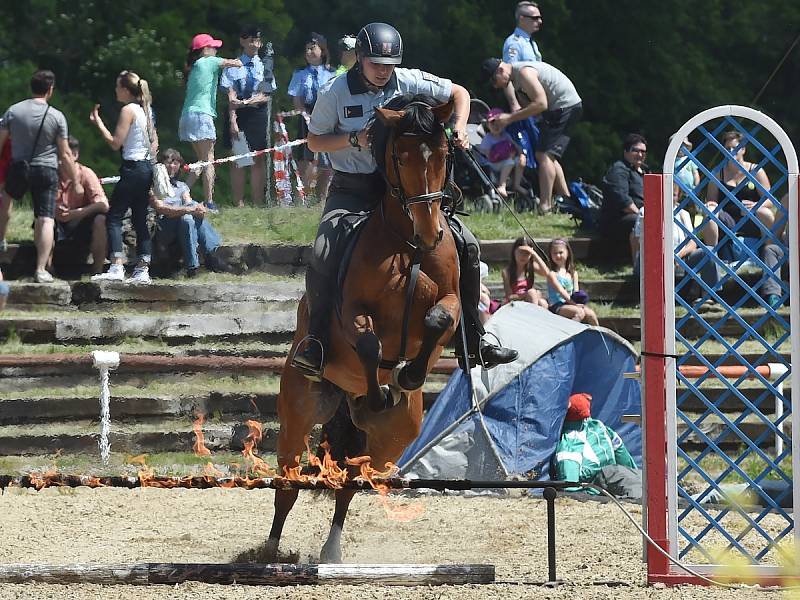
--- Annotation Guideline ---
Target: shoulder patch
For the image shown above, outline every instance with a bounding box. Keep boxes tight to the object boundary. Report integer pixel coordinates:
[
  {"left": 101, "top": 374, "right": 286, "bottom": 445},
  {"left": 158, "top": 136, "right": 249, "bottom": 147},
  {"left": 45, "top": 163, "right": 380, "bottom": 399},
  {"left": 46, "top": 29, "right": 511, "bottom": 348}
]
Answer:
[
  {"left": 508, "top": 47, "right": 518, "bottom": 59},
  {"left": 421, "top": 72, "right": 440, "bottom": 83}
]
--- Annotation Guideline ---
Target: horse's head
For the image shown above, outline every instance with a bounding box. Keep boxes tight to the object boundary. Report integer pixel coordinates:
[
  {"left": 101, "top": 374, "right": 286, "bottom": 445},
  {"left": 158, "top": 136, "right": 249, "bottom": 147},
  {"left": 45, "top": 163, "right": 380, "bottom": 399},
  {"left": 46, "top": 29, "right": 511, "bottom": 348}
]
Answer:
[{"left": 372, "top": 96, "right": 455, "bottom": 251}]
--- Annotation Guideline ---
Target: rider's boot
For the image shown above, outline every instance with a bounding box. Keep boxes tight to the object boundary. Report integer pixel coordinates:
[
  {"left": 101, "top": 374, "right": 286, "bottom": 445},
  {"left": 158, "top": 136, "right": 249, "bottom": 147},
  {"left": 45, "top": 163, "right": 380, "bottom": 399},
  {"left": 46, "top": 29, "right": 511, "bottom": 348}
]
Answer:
[{"left": 290, "top": 268, "right": 333, "bottom": 381}]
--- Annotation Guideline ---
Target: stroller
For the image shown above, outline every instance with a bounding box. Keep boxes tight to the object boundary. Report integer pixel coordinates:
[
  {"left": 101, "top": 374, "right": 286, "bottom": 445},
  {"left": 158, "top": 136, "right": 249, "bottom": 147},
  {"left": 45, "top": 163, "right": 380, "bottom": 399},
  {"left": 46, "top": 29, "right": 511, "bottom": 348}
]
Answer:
[{"left": 455, "top": 98, "right": 541, "bottom": 213}]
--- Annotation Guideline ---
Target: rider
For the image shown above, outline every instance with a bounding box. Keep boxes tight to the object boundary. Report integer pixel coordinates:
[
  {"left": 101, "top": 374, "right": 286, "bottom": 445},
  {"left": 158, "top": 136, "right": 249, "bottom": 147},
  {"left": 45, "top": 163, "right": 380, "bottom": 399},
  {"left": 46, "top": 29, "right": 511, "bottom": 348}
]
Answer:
[{"left": 291, "top": 22, "right": 518, "bottom": 381}]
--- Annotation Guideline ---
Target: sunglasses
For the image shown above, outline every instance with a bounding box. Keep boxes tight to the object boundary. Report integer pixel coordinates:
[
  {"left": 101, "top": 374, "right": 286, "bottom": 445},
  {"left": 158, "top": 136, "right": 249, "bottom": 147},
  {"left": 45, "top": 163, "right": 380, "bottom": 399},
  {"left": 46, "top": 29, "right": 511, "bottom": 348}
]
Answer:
[
  {"left": 628, "top": 147, "right": 647, "bottom": 154},
  {"left": 521, "top": 15, "right": 543, "bottom": 21}
]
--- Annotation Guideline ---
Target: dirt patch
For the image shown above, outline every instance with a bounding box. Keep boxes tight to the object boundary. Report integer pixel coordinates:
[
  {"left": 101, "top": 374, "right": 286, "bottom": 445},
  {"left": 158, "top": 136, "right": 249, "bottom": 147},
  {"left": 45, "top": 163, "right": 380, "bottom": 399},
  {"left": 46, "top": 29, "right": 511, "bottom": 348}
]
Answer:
[{"left": 0, "top": 487, "right": 773, "bottom": 599}]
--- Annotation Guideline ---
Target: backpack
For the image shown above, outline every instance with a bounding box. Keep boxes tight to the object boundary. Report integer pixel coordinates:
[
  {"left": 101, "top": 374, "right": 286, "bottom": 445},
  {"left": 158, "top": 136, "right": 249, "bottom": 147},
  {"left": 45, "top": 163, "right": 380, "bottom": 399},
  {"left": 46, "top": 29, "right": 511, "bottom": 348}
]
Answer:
[{"left": 556, "top": 179, "right": 603, "bottom": 230}]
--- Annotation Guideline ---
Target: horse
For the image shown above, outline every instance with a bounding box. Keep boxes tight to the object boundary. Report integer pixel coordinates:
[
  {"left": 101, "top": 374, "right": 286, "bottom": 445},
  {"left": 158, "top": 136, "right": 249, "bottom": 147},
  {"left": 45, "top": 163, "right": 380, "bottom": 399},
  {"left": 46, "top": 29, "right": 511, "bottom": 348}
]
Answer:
[{"left": 264, "top": 95, "right": 462, "bottom": 563}]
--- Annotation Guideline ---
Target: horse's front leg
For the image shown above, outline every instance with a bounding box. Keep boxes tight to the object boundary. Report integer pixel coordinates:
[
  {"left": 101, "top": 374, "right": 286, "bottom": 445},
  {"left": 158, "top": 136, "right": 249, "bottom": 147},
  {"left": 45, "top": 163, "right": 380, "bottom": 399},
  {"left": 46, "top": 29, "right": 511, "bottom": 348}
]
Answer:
[
  {"left": 353, "top": 314, "right": 397, "bottom": 412},
  {"left": 395, "top": 294, "right": 459, "bottom": 391}
]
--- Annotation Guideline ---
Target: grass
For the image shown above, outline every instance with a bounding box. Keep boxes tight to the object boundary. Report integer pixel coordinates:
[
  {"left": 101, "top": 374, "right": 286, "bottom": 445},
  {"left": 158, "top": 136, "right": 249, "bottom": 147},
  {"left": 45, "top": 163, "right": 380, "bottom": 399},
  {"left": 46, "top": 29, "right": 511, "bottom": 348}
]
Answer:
[
  {"left": 679, "top": 452, "right": 792, "bottom": 484},
  {"left": 3, "top": 204, "right": 584, "bottom": 246}
]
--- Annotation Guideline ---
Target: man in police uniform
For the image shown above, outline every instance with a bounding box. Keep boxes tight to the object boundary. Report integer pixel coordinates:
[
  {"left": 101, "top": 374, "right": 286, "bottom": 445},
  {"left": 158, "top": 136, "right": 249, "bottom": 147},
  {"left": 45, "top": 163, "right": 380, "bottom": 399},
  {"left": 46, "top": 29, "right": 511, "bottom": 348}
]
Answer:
[
  {"left": 291, "top": 22, "right": 518, "bottom": 381},
  {"left": 502, "top": 1, "right": 543, "bottom": 112}
]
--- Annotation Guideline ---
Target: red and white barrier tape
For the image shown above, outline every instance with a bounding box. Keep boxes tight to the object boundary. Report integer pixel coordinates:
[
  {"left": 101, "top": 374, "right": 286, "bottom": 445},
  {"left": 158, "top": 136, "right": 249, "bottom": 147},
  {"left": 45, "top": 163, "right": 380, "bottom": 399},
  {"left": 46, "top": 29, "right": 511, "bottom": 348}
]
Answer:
[
  {"left": 273, "top": 115, "right": 305, "bottom": 206},
  {"left": 99, "top": 176, "right": 120, "bottom": 185},
  {"left": 182, "top": 139, "right": 307, "bottom": 172}
]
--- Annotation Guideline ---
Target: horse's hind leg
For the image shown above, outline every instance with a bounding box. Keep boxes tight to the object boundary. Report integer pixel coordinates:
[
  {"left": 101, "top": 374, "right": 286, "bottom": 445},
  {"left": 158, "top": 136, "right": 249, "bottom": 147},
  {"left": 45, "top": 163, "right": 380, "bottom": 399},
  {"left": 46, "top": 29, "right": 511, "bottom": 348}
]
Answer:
[
  {"left": 354, "top": 315, "right": 393, "bottom": 412},
  {"left": 320, "top": 488, "right": 358, "bottom": 563},
  {"left": 395, "top": 300, "right": 456, "bottom": 391}
]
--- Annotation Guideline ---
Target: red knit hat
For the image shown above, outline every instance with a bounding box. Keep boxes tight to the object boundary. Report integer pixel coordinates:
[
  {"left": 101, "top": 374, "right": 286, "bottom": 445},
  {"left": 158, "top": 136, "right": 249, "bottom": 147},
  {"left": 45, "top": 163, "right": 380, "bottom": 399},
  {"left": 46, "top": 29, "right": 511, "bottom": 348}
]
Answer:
[{"left": 566, "top": 393, "right": 592, "bottom": 421}]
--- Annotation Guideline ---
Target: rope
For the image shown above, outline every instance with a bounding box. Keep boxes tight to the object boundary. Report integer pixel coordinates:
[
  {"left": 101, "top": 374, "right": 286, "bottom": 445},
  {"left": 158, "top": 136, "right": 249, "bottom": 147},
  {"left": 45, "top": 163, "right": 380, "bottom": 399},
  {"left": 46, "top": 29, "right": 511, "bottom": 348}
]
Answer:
[
  {"left": 751, "top": 30, "right": 800, "bottom": 105},
  {"left": 182, "top": 139, "right": 307, "bottom": 172}
]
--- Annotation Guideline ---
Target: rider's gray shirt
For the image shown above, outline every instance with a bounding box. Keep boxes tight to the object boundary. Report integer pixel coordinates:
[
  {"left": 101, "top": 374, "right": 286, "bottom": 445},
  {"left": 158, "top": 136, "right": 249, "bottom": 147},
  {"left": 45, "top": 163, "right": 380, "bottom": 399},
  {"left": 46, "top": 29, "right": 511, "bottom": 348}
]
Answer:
[
  {"left": 511, "top": 61, "right": 581, "bottom": 111},
  {"left": 308, "top": 67, "right": 453, "bottom": 174}
]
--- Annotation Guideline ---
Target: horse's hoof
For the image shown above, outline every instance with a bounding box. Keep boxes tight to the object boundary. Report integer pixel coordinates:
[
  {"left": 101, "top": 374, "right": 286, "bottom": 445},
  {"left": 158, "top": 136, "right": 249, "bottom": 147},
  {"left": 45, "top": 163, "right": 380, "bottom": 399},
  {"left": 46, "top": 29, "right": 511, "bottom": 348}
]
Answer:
[
  {"left": 370, "top": 385, "right": 402, "bottom": 412},
  {"left": 319, "top": 543, "right": 342, "bottom": 564}
]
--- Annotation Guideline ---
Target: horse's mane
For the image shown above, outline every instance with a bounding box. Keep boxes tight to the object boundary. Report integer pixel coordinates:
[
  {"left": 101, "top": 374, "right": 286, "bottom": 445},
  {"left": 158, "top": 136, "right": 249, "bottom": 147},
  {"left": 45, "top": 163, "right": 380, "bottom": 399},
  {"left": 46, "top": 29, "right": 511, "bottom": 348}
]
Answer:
[{"left": 369, "top": 94, "right": 443, "bottom": 174}]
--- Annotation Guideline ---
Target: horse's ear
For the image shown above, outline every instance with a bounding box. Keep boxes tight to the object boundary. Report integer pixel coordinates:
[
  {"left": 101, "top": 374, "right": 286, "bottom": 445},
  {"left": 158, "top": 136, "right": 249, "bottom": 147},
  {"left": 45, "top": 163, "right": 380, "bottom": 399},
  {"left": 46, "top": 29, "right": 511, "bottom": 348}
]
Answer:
[
  {"left": 375, "top": 107, "right": 405, "bottom": 127},
  {"left": 432, "top": 99, "right": 455, "bottom": 124}
]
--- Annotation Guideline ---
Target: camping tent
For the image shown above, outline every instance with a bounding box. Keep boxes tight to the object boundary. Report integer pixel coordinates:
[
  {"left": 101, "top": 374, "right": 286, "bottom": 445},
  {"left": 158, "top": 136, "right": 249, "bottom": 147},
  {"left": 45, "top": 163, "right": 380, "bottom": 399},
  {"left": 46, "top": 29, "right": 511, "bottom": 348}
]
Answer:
[{"left": 399, "top": 302, "right": 641, "bottom": 481}]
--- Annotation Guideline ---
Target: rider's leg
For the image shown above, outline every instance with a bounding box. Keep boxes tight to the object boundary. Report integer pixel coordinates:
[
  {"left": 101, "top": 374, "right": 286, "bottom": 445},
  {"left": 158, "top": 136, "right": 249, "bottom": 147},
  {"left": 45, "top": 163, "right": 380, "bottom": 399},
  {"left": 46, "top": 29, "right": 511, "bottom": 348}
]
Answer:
[
  {"left": 450, "top": 218, "right": 519, "bottom": 370},
  {"left": 291, "top": 173, "right": 383, "bottom": 379}
]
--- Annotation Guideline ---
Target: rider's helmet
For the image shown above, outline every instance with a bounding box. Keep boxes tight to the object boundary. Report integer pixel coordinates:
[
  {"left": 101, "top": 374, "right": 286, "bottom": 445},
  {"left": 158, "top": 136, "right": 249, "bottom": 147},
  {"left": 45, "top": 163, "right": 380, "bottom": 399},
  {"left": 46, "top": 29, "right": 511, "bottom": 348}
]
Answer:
[{"left": 355, "top": 22, "right": 403, "bottom": 65}]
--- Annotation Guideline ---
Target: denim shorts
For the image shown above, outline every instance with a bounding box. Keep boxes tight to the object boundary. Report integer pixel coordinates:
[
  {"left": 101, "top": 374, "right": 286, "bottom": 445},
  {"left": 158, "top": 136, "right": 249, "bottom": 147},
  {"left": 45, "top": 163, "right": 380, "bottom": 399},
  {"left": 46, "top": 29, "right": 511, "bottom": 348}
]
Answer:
[{"left": 179, "top": 111, "right": 217, "bottom": 142}]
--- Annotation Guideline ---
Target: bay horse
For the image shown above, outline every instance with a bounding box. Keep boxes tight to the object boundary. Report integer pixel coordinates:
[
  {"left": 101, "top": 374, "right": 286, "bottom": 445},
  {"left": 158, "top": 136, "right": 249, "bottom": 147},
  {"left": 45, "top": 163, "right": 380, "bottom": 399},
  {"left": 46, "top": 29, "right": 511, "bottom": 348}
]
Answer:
[{"left": 265, "top": 95, "right": 461, "bottom": 563}]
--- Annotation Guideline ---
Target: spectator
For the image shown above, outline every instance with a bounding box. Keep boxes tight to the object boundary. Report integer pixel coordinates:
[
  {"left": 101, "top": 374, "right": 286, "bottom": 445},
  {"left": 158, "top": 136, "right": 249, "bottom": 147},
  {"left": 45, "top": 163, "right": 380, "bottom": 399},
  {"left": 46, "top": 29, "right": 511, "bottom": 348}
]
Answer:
[
  {"left": 632, "top": 183, "right": 719, "bottom": 305},
  {"left": 55, "top": 136, "right": 109, "bottom": 275},
  {"left": 502, "top": 1, "right": 544, "bottom": 112},
  {"left": 288, "top": 33, "right": 336, "bottom": 203},
  {"left": 703, "top": 131, "right": 782, "bottom": 309},
  {"left": 0, "top": 268, "right": 8, "bottom": 311},
  {"left": 482, "top": 58, "right": 581, "bottom": 213},
  {"left": 478, "top": 261, "right": 499, "bottom": 325},
  {"left": 600, "top": 133, "right": 648, "bottom": 262},
  {"left": 90, "top": 70, "right": 157, "bottom": 284},
  {"left": 0, "top": 70, "right": 82, "bottom": 283},
  {"left": 476, "top": 108, "right": 527, "bottom": 198},
  {"left": 335, "top": 35, "right": 357, "bottom": 76},
  {"left": 180, "top": 33, "right": 243, "bottom": 212},
  {"left": 546, "top": 238, "right": 599, "bottom": 325},
  {"left": 501, "top": 236, "right": 548, "bottom": 308},
  {"left": 150, "top": 149, "right": 228, "bottom": 278},
  {"left": 221, "top": 25, "right": 276, "bottom": 208},
  {"left": 0, "top": 122, "right": 11, "bottom": 251},
  {"left": 672, "top": 134, "right": 699, "bottom": 193},
  {"left": 554, "top": 393, "right": 638, "bottom": 494}
]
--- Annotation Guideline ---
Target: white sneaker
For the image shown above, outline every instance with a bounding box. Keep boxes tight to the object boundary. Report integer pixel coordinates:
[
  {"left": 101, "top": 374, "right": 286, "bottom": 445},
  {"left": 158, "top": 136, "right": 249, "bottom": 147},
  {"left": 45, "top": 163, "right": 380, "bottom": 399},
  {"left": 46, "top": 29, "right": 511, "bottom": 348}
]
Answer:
[
  {"left": 91, "top": 264, "right": 125, "bottom": 281},
  {"left": 126, "top": 265, "right": 151, "bottom": 284},
  {"left": 34, "top": 269, "right": 54, "bottom": 283}
]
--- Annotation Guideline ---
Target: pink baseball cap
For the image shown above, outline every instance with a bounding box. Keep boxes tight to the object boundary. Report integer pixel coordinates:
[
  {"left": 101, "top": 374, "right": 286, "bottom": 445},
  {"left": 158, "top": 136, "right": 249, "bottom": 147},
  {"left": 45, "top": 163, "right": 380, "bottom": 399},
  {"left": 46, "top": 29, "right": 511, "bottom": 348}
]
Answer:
[
  {"left": 487, "top": 108, "right": 503, "bottom": 120},
  {"left": 191, "top": 33, "right": 223, "bottom": 51}
]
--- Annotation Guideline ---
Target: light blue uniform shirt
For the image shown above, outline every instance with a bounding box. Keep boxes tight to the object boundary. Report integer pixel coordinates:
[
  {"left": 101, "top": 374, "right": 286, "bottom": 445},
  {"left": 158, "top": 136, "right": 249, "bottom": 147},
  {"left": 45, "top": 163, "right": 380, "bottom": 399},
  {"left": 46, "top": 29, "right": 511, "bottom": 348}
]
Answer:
[
  {"left": 220, "top": 53, "right": 277, "bottom": 98},
  {"left": 288, "top": 64, "right": 336, "bottom": 108},
  {"left": 503, "top": 26, "right": 542, "bottom": 63},
  {"left": 308, "top": 67, "right": 453, "bottom": 174}
]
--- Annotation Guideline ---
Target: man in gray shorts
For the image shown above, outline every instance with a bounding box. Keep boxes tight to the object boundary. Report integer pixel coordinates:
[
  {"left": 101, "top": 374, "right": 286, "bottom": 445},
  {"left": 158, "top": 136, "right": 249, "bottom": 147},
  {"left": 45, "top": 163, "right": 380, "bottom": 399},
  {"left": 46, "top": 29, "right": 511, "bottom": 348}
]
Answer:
[
  {"left": 0, "top": 70, "right": 81, "bottom": 282},
  {"left": 290, "top": 22, "right": 518, "bottom": 380},
  {"left": 482, "top": 58, "right": 582, "bottom": 213}
]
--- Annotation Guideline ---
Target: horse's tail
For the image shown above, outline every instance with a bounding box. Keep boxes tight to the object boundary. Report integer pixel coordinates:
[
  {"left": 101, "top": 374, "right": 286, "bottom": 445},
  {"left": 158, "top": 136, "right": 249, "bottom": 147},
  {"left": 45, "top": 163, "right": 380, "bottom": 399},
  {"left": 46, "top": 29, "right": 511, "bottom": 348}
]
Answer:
[{"left": 317, "top": 381, "right": 367, "bottom": 464}]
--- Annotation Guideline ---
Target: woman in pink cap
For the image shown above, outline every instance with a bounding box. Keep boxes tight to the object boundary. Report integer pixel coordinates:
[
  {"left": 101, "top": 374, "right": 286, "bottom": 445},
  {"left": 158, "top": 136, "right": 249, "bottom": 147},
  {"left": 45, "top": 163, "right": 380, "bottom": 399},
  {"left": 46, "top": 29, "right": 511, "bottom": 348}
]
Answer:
[{"left": 180, "top": 34, "right": 242, "bottom": 212}]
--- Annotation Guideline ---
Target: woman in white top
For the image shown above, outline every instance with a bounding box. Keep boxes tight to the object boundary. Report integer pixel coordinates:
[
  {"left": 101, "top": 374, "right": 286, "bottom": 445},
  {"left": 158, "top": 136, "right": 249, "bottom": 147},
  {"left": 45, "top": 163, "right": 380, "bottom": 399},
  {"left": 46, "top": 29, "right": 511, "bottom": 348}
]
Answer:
[{"left": 90, "top": 71, "right": 157, "bottom": 283}]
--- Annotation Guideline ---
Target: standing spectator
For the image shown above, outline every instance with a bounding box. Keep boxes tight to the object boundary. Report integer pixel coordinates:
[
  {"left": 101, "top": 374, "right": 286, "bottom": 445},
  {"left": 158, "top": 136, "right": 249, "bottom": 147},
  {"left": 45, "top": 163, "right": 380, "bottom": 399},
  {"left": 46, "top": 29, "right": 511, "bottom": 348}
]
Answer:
[
  {"left": 90, "top": 70, "right": 157, "bottom": 283},
  {"left": 55, "top": 136, "right": 108, "bottom": 275},
  {"left": 502, "top": 1, "right": 544, "bottom": 112},
  {"left": 0, "top": 122, "right": 11, "bottom": 251},
  {"left": 180, "top": 33, "right": 242, "bottom": 212},
  {"left": 288, "top": 33, "right": 336, "bottom": 203},
  {"left": 482, "top": 58, "right": 581, "bottom": 213},
  {"left": 501, "top": 236, "right": 548, "bottom": 308},
  {"left": 335, "top": 35, "right": 357, "bottom": 76},
  {"left": 0, "top": 70, "right": 82, "bottom": 283},
  {"left": 150, "top": 149, "right": 227, "bottom": 278},
  {"left": 546, "top": 239, "right": 599, "bottom": 325},
  {"left": 600, "top": 134, "right": 648, "bottom": 262},
  {"left": 221, "top": 25, "right": 276, "bottom": 208}
]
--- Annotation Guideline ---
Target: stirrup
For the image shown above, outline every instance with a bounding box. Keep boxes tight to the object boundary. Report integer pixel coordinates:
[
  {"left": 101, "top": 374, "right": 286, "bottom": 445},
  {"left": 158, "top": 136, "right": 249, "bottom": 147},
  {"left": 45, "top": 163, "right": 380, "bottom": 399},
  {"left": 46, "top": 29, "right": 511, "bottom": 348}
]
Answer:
[{"left": 290, "top": 335, "right": 326, "bottom": 381}]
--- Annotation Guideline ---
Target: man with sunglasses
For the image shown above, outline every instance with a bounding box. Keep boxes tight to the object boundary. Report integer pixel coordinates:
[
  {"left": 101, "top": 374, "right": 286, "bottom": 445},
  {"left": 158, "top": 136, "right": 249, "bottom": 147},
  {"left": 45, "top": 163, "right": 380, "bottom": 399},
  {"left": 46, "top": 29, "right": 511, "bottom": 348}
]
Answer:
[
  {"left": 502, "top": 2, "right": 544, "bottom": 113},
  {"left": 600, "top": 134, "right": 649, "bottom": 262}
]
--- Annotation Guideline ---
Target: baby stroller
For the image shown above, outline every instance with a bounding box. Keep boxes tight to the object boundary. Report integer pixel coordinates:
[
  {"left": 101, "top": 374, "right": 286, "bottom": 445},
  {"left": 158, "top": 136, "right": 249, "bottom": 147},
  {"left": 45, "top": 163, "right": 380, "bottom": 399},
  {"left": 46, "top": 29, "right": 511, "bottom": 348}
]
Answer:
[{"left": 456, "top": 98, "right": 540, "bottom": 213}]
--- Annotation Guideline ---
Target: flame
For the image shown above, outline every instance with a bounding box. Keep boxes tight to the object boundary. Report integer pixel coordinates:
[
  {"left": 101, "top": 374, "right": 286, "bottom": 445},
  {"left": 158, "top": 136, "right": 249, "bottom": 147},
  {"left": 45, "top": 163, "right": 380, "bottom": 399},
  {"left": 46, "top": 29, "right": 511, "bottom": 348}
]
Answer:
[
  {"left": 351, "top": 459, "right": 424, "bottom": 522},
  {"left": 192, "top": 413, "right": 212, "bottom": 457},
  {"left": 279, "top": 438, "right": 349, "bottom": 488},
  {"left": 241, "top": 420, "right": 276, "bottom": 477}
]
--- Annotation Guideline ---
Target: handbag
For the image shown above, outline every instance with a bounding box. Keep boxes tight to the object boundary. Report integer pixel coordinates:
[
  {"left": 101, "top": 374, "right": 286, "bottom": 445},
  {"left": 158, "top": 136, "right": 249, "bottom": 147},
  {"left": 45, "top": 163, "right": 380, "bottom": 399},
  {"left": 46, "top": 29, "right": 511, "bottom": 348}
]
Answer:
[
  {"left": 5, "top": 105, "right": 50, "bottom": 200},
  {"left": 140, "top": 107, "right": 174, "bottom": 201}
]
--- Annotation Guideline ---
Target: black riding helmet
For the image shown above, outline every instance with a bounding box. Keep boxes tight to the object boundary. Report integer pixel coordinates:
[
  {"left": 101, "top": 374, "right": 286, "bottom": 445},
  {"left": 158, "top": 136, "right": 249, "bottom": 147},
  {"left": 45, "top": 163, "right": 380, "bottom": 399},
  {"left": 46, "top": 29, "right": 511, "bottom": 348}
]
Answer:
[{"left": 355, "top": 22, "right": 403, "bottom": 65}]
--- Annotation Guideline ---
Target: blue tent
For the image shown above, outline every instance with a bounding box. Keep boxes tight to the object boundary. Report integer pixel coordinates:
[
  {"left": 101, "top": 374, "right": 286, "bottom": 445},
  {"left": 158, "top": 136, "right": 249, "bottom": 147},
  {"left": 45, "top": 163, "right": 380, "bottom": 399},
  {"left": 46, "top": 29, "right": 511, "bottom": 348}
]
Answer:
[{"left": 399, "top": 302, "right": 641, "bottom": 480}]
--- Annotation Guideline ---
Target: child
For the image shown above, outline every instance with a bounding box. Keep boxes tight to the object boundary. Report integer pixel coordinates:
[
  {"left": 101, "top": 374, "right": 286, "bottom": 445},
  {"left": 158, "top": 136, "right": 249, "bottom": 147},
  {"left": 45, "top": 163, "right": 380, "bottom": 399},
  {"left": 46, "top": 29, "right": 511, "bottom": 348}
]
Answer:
[
  {"left": 477, "top": 108, "right": 527, "bottom": 198},
  {"left": 501, "top": 236, "right": 548, "bottom": 308},
  {"left": 547, "top": 238, "right": 599, "bottom": 325}
]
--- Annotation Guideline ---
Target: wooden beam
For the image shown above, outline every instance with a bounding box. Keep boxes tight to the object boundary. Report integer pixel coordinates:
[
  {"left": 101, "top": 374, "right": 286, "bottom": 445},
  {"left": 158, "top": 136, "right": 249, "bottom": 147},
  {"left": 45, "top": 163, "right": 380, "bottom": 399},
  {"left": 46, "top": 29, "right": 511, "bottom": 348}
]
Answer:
[{"left": 0, "top": 563, "right": 495, "bottom": 586}]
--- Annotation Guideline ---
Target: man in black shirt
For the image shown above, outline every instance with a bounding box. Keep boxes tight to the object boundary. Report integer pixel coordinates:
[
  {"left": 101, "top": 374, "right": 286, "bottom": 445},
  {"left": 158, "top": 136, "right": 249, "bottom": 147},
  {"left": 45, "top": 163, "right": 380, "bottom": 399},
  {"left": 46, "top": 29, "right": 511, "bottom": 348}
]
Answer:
[{"left": 601, "top": 134, "right": 648, "bottom": 262}]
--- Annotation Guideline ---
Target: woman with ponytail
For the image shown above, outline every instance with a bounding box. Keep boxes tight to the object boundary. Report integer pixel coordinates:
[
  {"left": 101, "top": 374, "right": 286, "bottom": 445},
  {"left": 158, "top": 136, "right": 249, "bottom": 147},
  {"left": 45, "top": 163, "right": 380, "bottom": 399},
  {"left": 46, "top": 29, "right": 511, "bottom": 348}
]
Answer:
[
  {"left": 89, "top": 70, "right": 158, "bottom": 283},
  {"left": 180, "top": 34, "right": 242, "bottom": 212}
]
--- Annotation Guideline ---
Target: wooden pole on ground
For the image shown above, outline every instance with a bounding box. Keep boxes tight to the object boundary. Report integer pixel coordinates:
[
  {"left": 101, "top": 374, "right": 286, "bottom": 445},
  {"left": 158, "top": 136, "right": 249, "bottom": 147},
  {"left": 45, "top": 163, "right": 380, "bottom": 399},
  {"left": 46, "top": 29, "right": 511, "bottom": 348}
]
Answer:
[{"left": 0, "top": 563, "right": 495, "bottom": 586}]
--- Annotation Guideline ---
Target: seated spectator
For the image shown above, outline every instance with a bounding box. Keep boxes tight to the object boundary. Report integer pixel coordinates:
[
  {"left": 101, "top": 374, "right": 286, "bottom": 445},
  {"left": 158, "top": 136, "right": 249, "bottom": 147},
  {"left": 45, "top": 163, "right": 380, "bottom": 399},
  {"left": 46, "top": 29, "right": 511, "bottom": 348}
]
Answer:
[
  {"left": 554, "top": 393, "right": 639, "bottom": 497},
  {"left": 477, "top": 261, "right": 499, "bottom": 325},
  {"left": 150, "top": 149, "right": 228, "bottom": 277},
  {"left": 546, "top": 239, "right": 598, "bottom": 325},
  {"left": 703, "top": 131, "right": 783, "bottom": 309},
  {"left": 501, "top": 236, "right": 548, "bottom": 308},
  {"left": 476, "top": 108, "right": 527, "bottom": 198},
  {"left": 632, "top": 183, "right": 719, "bottom": 304},
  {"left": 55, "top": 136, "right": 109, "bottom": 275},
  {"left": 671, "top": 134, "right": 699, "bottom": 193},
  {"left": 0, "top": 268, "right": 8, "bottom": 311},
  {"left": 601, "top": 134, "right": 648, "bottom": 262}
]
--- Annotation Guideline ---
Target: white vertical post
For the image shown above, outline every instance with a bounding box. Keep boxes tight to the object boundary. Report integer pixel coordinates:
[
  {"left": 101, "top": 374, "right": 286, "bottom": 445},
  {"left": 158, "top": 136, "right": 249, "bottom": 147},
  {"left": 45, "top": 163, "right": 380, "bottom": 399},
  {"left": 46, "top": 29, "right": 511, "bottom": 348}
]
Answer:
[{"left": 91, "top": 351, "right": 120, "bottom": 465}]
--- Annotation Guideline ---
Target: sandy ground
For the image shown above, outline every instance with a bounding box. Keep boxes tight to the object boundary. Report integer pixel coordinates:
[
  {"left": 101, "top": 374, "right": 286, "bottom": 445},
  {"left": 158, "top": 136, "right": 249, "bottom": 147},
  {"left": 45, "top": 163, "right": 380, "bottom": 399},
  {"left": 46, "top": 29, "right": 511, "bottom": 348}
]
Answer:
[{"left": 0, "top": 486, "right": 787, "bottom": 599}]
